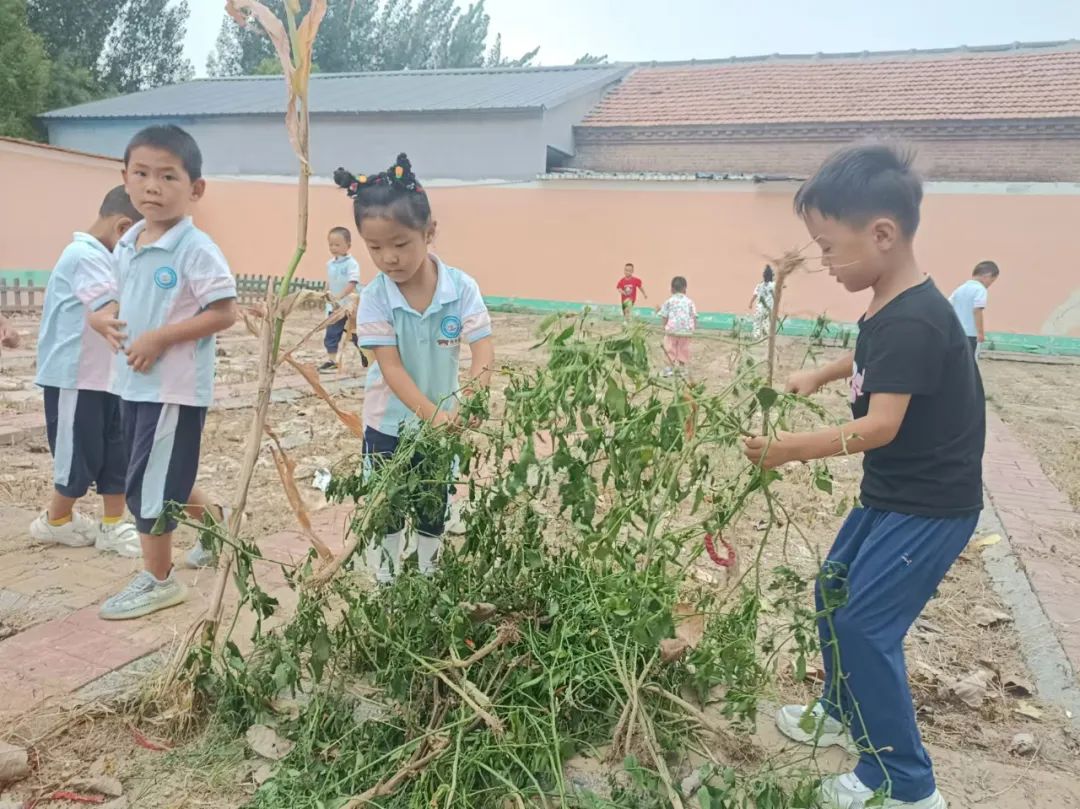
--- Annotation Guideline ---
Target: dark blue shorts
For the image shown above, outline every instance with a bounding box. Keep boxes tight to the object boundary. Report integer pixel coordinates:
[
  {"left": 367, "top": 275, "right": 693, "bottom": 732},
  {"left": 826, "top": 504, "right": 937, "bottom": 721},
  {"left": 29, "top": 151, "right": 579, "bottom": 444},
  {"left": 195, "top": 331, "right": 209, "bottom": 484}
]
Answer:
[
  {"left": 363, "top": 427, "right": 450, "bottom": 537},
  {"left": 43, "top": 387, "right": 126, "bottom": 499},
  {"left": 324, "top": 318, "right": 359, "bottom": 354},
  {"left": 122, "top": 400, "right": 206, "bottom": 535}
]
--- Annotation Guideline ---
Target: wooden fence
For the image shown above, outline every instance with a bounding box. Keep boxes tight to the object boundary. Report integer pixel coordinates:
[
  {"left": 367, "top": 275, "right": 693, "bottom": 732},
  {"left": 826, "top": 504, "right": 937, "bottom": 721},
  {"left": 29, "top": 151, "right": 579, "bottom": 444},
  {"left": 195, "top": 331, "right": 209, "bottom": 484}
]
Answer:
[
  {"left": 236, "top": 274, "right": 326, "bottom": 306},
  {"left": 0, "top": 274, "right": 326, "bottom": 314},
  {"left": 0, "top": 279, "right": 46, "bottom": 314}
]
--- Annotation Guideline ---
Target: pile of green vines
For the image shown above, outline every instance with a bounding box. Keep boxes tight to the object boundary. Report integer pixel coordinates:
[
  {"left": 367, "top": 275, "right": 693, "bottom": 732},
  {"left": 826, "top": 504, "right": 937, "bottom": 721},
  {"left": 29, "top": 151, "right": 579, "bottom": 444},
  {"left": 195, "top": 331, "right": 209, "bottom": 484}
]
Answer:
[{"left": 193, "top": 315, "right": 833, "bottom": 809}]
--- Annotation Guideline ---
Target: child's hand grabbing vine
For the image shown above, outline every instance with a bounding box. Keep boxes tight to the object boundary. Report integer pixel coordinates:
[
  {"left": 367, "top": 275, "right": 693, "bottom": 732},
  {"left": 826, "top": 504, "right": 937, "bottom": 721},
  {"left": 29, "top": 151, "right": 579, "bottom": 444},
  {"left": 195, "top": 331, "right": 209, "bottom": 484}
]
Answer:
[
  {"left": 431, "top": 410, "right": 459, "bottom": 429},
  {"left": 743, "top": 431, "right": 796, "bottom": 469},
  {"left": 785, "top": 369, "right": 823, "bottom": 396}
]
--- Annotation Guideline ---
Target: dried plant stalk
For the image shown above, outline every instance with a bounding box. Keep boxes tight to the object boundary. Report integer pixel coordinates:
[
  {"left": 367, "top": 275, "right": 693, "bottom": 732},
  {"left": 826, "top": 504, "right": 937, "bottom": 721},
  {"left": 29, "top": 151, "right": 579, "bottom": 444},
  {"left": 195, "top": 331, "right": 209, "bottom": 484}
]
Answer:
[
  {"left": 158, "top": 0, "right": 328, "bottom": 696},
  {"left": 765, "top": 247, "right": 807, "bottom": 389}
]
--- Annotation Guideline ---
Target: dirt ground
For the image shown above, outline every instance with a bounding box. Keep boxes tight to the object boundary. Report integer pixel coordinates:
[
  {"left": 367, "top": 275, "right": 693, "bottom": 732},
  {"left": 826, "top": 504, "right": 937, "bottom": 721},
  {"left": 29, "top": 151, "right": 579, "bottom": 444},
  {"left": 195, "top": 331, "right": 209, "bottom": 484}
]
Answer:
[
  {"left": 2, "top": 310, "right": 1079, "bottom": 808},
  {"left": 982, "top": 356, "right": 1080, "bottom": 512}
]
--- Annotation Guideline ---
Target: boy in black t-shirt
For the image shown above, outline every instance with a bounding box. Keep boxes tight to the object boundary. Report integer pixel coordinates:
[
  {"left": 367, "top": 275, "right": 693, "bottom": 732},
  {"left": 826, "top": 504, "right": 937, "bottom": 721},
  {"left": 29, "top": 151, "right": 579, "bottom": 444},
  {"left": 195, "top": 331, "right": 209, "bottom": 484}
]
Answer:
[{"left": 744, "top": 145, "right": 983, "bottom": 809}]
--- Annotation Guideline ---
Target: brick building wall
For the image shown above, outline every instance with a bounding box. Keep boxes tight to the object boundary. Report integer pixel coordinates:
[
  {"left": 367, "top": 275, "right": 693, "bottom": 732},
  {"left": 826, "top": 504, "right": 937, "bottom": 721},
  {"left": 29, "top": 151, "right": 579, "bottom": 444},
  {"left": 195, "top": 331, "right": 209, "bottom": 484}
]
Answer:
[{"left": 572, "top": 121, "right": 1080, "bottom": 181}]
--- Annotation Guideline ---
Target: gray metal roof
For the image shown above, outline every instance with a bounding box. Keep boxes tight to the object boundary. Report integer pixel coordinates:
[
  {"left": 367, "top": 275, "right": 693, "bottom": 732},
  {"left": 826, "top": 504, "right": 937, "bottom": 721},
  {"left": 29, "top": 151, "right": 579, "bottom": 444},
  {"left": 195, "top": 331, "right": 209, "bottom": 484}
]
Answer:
[{"left": 41, "top": 64, "right": 630, "bottom": 120}]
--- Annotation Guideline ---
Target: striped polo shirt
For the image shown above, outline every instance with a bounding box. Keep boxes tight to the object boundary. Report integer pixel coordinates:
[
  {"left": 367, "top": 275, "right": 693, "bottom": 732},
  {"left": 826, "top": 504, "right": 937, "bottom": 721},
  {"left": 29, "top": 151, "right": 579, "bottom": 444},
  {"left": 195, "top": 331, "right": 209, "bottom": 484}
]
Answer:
[
  {"left": 111, "top": 218, "right": 236, "bottom": 407},
  {"left": 357, "top": 257, "right": 492, "bottom": 436},
  {"left": 35, "top": 233, "right": 118, "bottom": 392}
]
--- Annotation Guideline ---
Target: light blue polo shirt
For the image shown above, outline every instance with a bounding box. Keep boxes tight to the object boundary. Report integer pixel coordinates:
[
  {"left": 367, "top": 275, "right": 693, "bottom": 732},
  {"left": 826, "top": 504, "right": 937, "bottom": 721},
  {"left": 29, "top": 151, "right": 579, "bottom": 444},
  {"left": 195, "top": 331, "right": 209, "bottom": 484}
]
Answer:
[
  {"left": 356, "top": 257, "right": 492, "bottom": 437},
  {"left": 327, "top": 255, "right": 361, "bottom": 297},
  {"left": 35, "top": 233, "right": 117, "bottom": 392},
  {"left": 111, "top": 218, "right": 236, "bottom": 408},
  {"left": 326, "top": 255, "right": 361, "bottom": 315},
  {"left": 948, "top": 279, "right": 988, "bottom": 338}
]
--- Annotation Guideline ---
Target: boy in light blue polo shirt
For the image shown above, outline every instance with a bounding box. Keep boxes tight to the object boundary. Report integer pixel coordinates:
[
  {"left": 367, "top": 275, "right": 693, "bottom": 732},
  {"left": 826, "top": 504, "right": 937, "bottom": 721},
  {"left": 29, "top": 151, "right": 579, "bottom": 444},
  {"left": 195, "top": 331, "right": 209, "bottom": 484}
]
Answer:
[
  {"left": 90, "top": 125, "right": 237, "bottom": 620},
  {"left": 30, "top": 186, "right": 143, "bottom": 558},
  {"left": 334, "top": 154, "right": 494, "bottom": 583},
  {"left": 320, "top": 225, "right": 367, "bottom": 372}
]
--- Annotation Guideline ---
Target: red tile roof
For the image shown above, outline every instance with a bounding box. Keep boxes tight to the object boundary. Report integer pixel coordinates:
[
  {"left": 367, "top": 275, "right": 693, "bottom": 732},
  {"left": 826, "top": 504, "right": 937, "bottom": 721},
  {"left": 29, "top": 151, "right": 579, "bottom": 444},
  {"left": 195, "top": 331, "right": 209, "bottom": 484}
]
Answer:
[{"left": 582, "top": 46, "right": 1080, "bottom": 127}]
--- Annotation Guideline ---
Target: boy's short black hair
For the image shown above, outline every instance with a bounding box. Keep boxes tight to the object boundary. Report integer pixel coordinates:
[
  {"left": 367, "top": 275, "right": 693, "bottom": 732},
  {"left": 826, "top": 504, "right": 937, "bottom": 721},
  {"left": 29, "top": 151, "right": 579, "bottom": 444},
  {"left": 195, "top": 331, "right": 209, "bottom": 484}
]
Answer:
[
  {"left": 124, "top": 125, "right": 203, "bottom": 181},
  {"left": 671, "top": 275, "right": 687, "bottom": 293},
  {"left": 99, "top": 185, "right": 142, "bottom": 222},
  {"left": 973, "top": 260, "right": 1000, "bottom": 278},
  {"left": 329, "top": 226, "right": 352, "bottom": 245},
  {"left": 794, "top": 143, "right": 923, "bottom": 237},
  {"left": 762, "top": 264, "right": 775, "bottom": 283},
  {"left": 625, "top": 262, "right": 634, "bottom": 268}
]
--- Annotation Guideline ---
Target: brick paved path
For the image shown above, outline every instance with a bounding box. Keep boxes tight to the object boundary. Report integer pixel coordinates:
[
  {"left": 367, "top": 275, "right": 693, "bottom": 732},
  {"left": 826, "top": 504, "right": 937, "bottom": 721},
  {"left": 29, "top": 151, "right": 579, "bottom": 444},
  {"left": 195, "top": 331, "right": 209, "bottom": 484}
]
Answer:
[
  {"left": 983, "top": 410, "right": 1080, "bottom": 680},
  {"left": 0, "top": 504, "right": 354, "bottom": 727}
]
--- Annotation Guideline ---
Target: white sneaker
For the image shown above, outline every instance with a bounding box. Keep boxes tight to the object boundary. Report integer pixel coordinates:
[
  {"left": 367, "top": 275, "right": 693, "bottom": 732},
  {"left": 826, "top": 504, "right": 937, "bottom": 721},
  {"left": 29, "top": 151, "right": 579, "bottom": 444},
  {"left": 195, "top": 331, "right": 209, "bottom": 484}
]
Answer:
[
  {"left": 99, "top": 569, "right": 188, "bottom": 620},
  {"left": 30, "top": 511, "right": 96, "bottom": 547},
  {"left": 776, "top": 703, "right": 859, "bottom": 754},
  {"left": 819, "top": 773, "right": 947, "bottom": 809},
  {"left": 182, "top": 505, "right": 234, "bottom": 569},
  {"left": 184, "top": 542, "right": 217, "bottom": 569},
  {"left": 445, "top": 500, "right": 466, "bottom": 535},
  {"left": 95, "top": 521, "right": 141, "bottom": 558}
]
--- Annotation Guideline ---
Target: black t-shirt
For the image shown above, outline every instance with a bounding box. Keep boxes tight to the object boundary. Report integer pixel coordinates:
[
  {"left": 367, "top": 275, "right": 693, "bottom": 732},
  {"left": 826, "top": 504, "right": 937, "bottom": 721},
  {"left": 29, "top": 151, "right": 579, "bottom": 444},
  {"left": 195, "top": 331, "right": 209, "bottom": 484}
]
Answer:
[{"left": 851, "top": 278, "right": 985, "bottom": 517}]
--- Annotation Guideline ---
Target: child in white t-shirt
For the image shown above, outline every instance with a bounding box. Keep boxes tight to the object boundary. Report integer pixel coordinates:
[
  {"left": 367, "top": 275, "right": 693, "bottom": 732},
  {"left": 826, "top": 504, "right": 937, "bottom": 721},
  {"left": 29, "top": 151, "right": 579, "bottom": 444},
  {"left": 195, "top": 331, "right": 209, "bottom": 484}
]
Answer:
[{"left": 658, "top": 275, "right": 697, "bottom": 377}]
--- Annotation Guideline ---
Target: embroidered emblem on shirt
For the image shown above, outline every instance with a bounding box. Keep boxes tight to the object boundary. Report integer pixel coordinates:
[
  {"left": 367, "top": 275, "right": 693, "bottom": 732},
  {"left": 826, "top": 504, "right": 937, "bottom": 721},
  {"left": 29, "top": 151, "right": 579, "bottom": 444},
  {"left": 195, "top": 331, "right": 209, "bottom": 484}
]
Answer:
[
  {"left": 154, "top": 266, "right": 178, "bottom": 290},
  {"left": 440, "top": 315, "right": 462, "bottom": 340}
]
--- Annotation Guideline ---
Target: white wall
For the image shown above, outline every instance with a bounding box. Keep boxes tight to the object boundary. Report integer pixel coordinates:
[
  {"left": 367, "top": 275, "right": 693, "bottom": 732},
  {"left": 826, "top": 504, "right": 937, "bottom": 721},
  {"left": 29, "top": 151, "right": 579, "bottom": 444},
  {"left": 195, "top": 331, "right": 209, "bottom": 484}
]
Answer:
[{"left": 45, "top": 110, "right": 549, "bottom": 181}]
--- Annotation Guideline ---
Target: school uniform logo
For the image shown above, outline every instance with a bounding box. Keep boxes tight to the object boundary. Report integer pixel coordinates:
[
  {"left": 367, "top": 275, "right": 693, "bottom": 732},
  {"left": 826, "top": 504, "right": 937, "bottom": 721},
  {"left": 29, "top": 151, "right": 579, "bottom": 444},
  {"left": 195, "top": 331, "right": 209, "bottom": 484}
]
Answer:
[
  {"left": 438, "top": 315, "right": 462, "bottom": 347},
  {"left": 154, "top": 266, "right": 178, "bottom": 290}
]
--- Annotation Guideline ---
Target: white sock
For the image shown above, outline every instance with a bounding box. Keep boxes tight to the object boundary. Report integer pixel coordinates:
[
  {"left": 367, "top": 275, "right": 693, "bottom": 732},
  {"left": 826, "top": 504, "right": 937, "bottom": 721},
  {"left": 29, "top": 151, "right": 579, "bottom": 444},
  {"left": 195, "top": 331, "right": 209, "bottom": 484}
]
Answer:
[
  {"left": 367, "top": 531, "right": 403, "bottom": 583},
  {"left": 416, "top": 533, "right": 443, "bottom": 576}
]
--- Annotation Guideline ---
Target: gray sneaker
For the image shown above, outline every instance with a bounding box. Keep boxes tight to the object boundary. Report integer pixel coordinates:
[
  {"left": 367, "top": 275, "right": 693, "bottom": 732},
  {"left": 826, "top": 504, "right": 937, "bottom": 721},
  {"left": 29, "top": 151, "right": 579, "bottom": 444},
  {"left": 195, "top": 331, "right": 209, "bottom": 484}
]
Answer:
[
  {"left": 182, "top": 505, "right": 234, "bottom": 569},
  {"left": 776, "top": 703, "right": 859, "bottom": 754},
  {"left": 184, "top": 541, "right": 217, "bottom": 569},
  {"left": 99, "top": 570, "right": 188, "bottom": 620}
]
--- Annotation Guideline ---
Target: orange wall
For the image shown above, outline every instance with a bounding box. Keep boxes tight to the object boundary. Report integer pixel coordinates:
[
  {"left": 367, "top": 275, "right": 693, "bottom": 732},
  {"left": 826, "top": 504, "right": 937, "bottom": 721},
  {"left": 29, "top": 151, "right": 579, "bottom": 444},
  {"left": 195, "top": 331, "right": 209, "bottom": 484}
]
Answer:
[{"left": 3, "top": 139, "right": 1077, "bottom": 336}]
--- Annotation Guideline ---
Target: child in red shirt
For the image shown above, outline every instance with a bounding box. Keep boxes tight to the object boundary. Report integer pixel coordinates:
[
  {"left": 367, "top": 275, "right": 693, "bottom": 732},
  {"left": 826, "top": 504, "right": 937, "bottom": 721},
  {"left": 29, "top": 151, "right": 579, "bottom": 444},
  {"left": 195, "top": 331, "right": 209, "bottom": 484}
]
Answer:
[{"left": 616, "top": 262, "right": 647, "bottom": 319}]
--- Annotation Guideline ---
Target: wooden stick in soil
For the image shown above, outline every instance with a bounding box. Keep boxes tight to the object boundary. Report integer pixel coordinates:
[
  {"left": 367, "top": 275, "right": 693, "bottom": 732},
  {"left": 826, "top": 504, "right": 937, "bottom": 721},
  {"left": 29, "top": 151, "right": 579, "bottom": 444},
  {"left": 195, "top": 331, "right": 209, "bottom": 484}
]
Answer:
[{"left": 159, "top": 288, "right": 278, "bottom": 690}]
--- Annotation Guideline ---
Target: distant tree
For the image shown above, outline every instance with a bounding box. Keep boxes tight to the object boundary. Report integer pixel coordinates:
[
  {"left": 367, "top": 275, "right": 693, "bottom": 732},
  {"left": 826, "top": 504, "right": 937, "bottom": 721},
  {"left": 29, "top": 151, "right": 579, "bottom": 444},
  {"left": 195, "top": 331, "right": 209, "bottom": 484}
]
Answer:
[
  {"left": 44, "top": 56, "right": 102, "bottom": 109},
  {"left": 444, "top": 1, "right": 489, "bottom": 67},
  {"left": 207, "top": 0, "right": 538, "bottom": 75},
  {"left": 206, "top": 3, "right": 278, "bottom": 77},
  {"left": 311, "top": 0, "right": 378, "bottom": 72},
  {"left": 0, "top": 0, "right": 50, "bottom": 138},
  {"left": 102, "top": 0, "right": 194, "bottom": 93},
  {"left": 486, "top": 33, "right": 539, "bottom": 67},
  {"left": 25, "top": 0, "right": 125, "bottom": 69},
  {"left": 574, "top": 52, "right": 608, "bottom": 65}
]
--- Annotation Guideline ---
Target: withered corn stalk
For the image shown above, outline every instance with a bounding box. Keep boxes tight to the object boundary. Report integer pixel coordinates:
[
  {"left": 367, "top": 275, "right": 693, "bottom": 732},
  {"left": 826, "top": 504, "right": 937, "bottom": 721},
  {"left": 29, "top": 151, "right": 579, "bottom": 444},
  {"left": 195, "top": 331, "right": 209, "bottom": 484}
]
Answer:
[{"left": 160, "top": 0, "right": 328, "bottom": 691}]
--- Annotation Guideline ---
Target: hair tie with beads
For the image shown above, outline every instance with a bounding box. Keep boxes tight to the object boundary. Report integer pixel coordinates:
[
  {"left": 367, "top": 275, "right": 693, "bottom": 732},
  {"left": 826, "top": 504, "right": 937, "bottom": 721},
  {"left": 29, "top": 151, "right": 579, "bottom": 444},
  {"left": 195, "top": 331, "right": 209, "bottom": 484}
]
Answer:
[{"left": 333, "top": 153, "right": 423, "bottom": 198}]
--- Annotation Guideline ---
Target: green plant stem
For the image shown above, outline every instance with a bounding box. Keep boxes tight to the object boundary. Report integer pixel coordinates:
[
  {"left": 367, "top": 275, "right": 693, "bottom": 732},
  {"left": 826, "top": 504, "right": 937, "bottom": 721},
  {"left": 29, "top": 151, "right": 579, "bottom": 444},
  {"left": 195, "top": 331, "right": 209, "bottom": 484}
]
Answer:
[{"left": 273, "top": 244, "right": 307, "bottom": 357}]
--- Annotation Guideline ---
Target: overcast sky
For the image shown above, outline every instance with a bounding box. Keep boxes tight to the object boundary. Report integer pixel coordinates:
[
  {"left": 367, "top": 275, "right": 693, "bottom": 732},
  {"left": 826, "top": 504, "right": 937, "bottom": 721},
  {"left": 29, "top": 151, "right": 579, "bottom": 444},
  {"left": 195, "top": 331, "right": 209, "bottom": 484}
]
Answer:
[{"left": 184, "top": 0, "right": 1080, "bottom": 75}]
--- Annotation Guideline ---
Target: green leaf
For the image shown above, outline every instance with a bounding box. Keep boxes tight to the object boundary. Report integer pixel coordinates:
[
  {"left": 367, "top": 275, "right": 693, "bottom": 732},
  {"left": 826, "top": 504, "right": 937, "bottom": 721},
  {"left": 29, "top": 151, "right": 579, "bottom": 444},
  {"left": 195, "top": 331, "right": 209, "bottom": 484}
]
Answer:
[
  {"left": 310, "top": 627, "right": 331, "bottom": 682},
  {"left": 756, "top": 386, "right": 779, "bottom": 409},
  {"left": 604, "top": 380, "right": 628, "bottom": 418}
]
